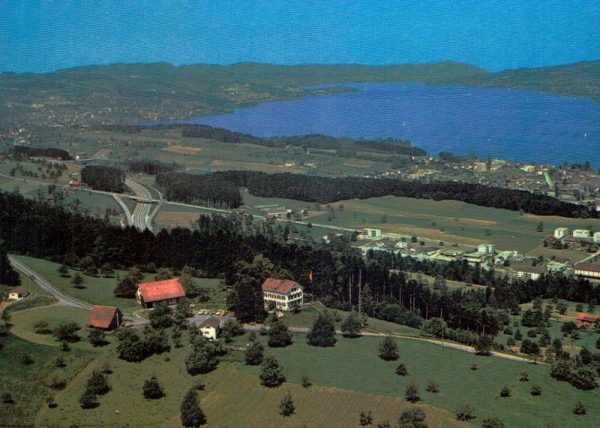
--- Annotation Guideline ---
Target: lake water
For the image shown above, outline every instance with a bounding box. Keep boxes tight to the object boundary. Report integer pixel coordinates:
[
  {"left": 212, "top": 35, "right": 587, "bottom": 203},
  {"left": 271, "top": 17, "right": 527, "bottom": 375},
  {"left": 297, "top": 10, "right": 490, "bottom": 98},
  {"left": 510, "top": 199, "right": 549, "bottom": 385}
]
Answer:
[{"left": 182, "top": 83, "right": 600, "bottom": 167}]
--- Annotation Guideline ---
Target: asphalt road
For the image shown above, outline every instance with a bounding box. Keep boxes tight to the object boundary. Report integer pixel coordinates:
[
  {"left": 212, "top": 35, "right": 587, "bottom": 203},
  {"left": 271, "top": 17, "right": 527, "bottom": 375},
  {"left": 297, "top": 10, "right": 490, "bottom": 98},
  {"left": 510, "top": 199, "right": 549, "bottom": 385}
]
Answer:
[
  {"left": 8, "top": 256, "right": 148, "bottom": 324},
  {"left": 9, "top": 256, "right": 92, "bottom": 310},
  {"left": 125, "top": 179, "right": 154, "bottom": 231}
]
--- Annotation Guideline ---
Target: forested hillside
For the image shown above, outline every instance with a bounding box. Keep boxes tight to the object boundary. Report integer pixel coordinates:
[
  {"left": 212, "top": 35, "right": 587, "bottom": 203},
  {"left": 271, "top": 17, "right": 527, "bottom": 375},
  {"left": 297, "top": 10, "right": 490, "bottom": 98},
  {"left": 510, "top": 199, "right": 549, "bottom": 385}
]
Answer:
[
  {"left": 1, "top": 190, "right": 599, "bottom": 332},
  {"left": 213, "top": 170, "right": 594, "bottom": 218},
  {"left": 2, "top": 60, "right": 598, "bottom": 129}
]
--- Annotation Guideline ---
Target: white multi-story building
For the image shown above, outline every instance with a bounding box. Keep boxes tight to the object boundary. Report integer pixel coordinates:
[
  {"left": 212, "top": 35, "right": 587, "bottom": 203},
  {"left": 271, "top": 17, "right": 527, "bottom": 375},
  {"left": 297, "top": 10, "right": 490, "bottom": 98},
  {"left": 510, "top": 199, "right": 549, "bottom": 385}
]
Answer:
[
  {"left": 477, "top": 243, "right": 495, "bottom": 254},
  {"left": 593, "top": 232, "right": 600, "bottom": 244},
  {"left": 363, "top": 228, "right": 382, "bottom": 239},
  {"left": 573, "top": 229, "right": 591, "bottom": 239},
  {"left": 262, "top": 278, "right": 304, "bottom": 311},
  {"left": 554, "top": 227, "right": 569, "bottom": 239}
]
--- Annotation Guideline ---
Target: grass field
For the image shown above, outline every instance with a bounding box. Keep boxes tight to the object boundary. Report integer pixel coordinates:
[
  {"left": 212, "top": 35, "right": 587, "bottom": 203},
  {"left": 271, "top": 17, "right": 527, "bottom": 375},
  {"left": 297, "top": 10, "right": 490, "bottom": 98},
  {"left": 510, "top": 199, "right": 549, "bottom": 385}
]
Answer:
[
  {"left": 12, "top": 255, "right": 139, "bottom": 314},
  {"left": 8, "top": 306, "right": 108, "bottom": 352},
  {"left": 0, "top": 333, "right": 95, "bottom": 427},
  {"left": 34, "top": 332, "right": 462, "bottom": 428},
  {"left": 32, "top": 328, "right": 600, "bottom": 427},
  {"left": 154, "top": 203, "right": 208, "bottom": 229},
  {"left": 241, "top": 333, "right": 600, "bottom": 427},
  {"left": 11, "top": 255, "right": 228, "bottom": 314},
  {"left": 301, "top": 196, "right": 600, "bottom": 253}
]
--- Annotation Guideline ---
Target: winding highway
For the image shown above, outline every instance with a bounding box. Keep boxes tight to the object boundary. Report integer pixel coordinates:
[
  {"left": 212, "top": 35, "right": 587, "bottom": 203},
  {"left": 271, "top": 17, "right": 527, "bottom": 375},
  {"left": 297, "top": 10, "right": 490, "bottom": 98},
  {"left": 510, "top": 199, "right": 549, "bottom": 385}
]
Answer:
[{"left": 125, "top": 179, "right": 156, "bottom": 231}]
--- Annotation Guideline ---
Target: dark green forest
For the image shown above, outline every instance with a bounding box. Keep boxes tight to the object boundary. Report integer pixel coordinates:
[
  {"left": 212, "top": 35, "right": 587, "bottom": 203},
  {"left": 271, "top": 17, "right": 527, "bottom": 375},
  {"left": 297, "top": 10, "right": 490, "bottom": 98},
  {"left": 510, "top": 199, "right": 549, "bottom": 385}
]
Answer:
[
  {"left": 81, "top": 165, "right": 125, "bottom": 193},
  {"left": 200, "top": 170, "right": 593, "bottom": 218},
  {"left": 1, "top": 190, "right": 599, "bottom": 330}
]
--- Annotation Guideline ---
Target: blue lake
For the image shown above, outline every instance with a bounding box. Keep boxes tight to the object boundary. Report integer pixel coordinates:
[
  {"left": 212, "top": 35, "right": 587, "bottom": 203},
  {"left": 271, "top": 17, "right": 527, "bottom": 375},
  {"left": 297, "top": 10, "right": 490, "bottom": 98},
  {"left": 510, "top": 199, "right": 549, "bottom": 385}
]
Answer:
[{"left": 182, "top": 83, "right": 600, "bottom": 167}]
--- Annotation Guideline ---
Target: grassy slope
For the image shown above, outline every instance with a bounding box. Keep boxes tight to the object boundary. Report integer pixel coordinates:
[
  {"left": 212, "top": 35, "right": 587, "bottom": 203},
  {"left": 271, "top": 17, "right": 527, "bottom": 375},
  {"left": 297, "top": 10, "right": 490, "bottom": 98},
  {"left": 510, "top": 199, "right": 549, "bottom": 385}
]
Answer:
[
  {"left": 12, "top": 255, "right": 140, "bottom": 314},
  {"left": 240, "top": 189, "right": 599, "bottom": 254},
  {"left": 9, "top": 306, "right": 107, "bottom": 351},
  {"left": 240, "top": 334, "right": 600, "bottom": 427},
  {"left": 31, "top": 326, "right": 600, "bottom": 427},
  {"left": 0, "top": 333, "right": 96, "bottom": 427}
]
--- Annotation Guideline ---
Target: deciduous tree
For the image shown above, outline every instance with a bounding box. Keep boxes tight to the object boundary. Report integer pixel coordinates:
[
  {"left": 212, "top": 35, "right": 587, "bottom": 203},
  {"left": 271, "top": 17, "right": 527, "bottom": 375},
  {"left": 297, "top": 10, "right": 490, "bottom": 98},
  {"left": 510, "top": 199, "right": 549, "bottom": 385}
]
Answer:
[
  {"left": 378, "top": 336, "right": 399, "bottom": 361},
  {"left": 307, "top": 313, "right": 336, "bottom": 347},
  {"left": 259, "top": 356, "right": 285, "bottom": 388},
  {"left": 180, "top": 388, "right": 206, "bottom": 427}
]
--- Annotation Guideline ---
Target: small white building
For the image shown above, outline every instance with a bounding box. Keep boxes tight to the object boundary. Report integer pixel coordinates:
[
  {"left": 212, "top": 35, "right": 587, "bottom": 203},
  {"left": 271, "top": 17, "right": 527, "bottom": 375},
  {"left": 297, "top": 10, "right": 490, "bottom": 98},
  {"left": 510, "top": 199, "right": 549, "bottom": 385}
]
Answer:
[
  {"left": 363, "top": 228, "right": 382, "bottom": 239},
  {"left": 198, "top": 316, "right": 221, "bottom": 341},
  {"left": 261, "top": 278, "right": 304, "bottom": 311},
  {"left": 7, "top": 287, "right": 30, "bottom": 301},
  {"left": 593, "top": 232, "right": 600, "bottom": 244},
  {"left": 573, "top": 229, "right": 591, "bottom": 239},
  {"left": 477, "top": 243, "right": 495, "bottom": 255},
  {"left": 554, "top": 227, "right": 569, "bottom": 239}
]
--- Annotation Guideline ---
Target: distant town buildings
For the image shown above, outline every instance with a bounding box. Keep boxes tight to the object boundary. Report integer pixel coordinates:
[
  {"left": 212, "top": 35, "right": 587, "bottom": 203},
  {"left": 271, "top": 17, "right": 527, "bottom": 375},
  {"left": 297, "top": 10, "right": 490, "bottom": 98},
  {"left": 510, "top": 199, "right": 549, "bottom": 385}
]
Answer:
[
  {"left": 362, "top": 228, "right": 383, "bottom": 239},
  {"left": 573, "top": 229, "right": 591, "bottom": 239},
  {"left": 477, "top": 243, "right": 495, "bottom": 255},
  {"left": 554, "top": 227, "right": 569, "bottom": 239},
  {"left": 573, "top": 263, "right": 600, "bottom": 279}
]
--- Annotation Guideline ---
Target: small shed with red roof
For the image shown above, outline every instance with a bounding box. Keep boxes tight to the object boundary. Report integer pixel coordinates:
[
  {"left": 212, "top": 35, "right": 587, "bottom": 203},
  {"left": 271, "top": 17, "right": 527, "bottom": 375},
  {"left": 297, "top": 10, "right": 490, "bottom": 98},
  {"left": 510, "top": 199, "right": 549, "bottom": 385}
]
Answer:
[
  {"left": 261, "top": 278, "right": 304, "bottom": 311},
  {"left": 577, "top": 312, "right": 599, "bottom": 328},
  {"left": 136, "top": 278, "right": 185, "bottom": 308},
  {"left": 87, "top": 305, "right": 122, "bottom": 331}
]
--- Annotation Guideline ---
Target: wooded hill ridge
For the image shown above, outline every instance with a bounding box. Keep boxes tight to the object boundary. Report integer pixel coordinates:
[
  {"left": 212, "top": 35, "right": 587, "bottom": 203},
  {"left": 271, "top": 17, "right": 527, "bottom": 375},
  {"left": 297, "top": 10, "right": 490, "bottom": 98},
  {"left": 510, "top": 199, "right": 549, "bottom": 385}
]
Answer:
[{"left": 1, "top": 61, "right": 599, "bottom": 128}]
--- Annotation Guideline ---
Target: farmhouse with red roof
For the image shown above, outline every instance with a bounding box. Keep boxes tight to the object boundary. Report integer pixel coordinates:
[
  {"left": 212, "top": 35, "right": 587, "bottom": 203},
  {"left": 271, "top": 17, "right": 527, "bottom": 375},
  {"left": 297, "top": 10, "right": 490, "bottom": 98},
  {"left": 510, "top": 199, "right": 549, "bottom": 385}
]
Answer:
[
  {"left": 135, "top": 278, "right": 185, "bottom": 308},
  {"left": 261, "top": 278, "right": 304, "bottom": 311},
  {"left": 87, "top": 305, "right": 122, "bottom": 331}
]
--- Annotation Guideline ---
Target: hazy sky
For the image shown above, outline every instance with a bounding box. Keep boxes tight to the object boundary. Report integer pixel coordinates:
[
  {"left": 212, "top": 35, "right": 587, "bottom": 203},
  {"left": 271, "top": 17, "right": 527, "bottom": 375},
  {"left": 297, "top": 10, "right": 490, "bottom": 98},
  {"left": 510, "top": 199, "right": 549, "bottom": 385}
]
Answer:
[{"left": 1, "top": 1, "right": 599, "bottom": 74}]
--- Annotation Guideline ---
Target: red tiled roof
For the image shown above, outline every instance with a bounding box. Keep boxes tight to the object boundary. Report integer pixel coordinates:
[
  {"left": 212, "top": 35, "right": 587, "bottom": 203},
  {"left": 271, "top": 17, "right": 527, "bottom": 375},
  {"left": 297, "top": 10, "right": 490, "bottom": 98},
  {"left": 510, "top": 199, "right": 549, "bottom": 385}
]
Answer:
[
  {"left": 577, "top": 313, "right": 599, "bottom": 323},
  {"left": 87, "top": 305, "right": 119, "bottom": 329},
  {"left": 137, "top": 279, "right": 185, "bottom": 303},
  {"left": 261, "top": 278, "right": 301, "bottom": 294},
  {"left": 199, "top": 316, "right": 221, "bottom": 329}
]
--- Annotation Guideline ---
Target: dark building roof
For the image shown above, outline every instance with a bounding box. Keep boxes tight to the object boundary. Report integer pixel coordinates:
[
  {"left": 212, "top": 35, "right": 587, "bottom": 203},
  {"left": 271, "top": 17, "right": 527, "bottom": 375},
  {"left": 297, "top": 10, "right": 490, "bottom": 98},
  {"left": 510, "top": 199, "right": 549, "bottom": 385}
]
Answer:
[{"left": 199, "top": 316, "right": 221, "bottom": 330}]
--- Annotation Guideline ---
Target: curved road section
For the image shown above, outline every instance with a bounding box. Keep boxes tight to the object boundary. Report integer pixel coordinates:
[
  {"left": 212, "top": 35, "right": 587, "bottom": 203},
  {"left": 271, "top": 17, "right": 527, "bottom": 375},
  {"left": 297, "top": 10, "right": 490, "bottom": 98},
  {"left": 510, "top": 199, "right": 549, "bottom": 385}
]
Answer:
[
  {"left": 125, "top": 179, "right": 155, "bottom": 231},
  {"left": 9, "top": 256, "right": 91, "bottom": 310},
  {"left": 8, "top": 256, "right": 148, "bottom": 324}
]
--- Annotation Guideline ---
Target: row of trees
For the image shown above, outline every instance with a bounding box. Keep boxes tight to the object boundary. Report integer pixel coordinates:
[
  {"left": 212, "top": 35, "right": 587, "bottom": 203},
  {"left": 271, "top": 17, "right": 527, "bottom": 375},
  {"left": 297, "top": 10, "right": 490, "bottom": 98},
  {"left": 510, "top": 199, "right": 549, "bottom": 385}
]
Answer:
[
  {"left": 128, "top": 160, "right": 181, "bottom": 176},
  {"left": 213, "top": 170, "right": 593, "bottom": 218},
  {"left": 12, "top": 146, "right": 72, "bottom": 160},
  {"left": 180, "top": 125, "right": 426, "bottom": 157}
]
